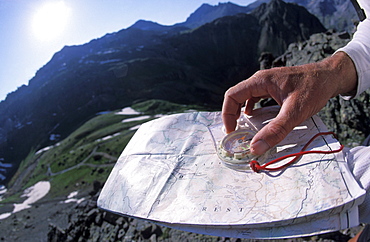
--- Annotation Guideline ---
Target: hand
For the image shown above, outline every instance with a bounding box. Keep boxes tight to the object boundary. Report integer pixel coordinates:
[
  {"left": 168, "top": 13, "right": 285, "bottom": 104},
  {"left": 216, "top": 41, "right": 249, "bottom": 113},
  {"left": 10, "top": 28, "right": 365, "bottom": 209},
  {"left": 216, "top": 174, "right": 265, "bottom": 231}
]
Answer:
[{"left": 222, "top": 52, "right": 358, "bottom": 155}]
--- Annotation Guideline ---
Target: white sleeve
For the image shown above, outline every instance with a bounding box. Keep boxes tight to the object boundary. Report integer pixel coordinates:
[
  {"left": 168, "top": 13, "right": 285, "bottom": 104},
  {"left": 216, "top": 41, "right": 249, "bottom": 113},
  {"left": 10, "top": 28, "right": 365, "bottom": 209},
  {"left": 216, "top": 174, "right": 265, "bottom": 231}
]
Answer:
[
  {"left": 358, "top": 0, "right": 370, "bottom": 14},
  {"left": 336, "top": 1, "right": 370, "bottom": 99},
  {"left": 345, "top": 146, "right": 370, "bottom": 223}
]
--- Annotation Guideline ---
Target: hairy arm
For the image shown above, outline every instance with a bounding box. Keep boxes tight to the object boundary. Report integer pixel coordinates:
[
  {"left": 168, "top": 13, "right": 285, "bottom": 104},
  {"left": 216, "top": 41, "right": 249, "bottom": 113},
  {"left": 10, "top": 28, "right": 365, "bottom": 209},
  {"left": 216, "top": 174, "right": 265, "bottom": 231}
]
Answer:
[{"left": 222, "top": 52, "right": 357, "bottom": 155}]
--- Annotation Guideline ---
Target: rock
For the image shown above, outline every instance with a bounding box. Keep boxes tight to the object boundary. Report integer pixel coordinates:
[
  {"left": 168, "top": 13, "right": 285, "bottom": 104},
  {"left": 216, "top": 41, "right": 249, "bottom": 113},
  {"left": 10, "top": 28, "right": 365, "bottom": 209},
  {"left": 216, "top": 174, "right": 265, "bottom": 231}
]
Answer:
[
  {"left": 338, "top": 31, "right": 351, "bottom": 39},
  {"left": 274, "top": 30, "right": 370, "bottom": 145},
  {"left": 274, "top": 30, "right": 351, "bottom": 67},
  {"left": 89, "top": 180, "right": 102, "bottom": 196},
  {"left": 140, "top": 224, "right": 163, "bottom": 239},
  {"left": 41, "top": 186, "right": 360, "bottom": 242},
  {"left": 259, "top": 52, "right": 275, "bottom": 70},
  {"left": 47, "top": 223, "right": 67, "bottom": 242}
]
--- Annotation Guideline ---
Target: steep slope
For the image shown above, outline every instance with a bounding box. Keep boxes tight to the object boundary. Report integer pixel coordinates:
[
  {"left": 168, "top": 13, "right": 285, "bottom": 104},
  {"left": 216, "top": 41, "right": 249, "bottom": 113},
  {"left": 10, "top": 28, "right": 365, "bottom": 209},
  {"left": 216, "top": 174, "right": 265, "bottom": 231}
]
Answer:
[
  {"left": 253, "top": 0, "right": 358, "bottom": 31},
  {"left": 251, "top": 0, "right": 326, "bottom": 55},
  {"left": 306, "top": 0, "right": 358, "bottom": 31}
]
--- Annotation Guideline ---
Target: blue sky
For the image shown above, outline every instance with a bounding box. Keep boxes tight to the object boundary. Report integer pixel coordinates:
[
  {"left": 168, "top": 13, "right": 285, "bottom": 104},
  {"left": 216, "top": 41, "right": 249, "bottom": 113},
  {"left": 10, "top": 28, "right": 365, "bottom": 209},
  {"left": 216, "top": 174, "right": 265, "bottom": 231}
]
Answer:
[{"left": 0, "top": 0, "right": 255, "bottom": 102}]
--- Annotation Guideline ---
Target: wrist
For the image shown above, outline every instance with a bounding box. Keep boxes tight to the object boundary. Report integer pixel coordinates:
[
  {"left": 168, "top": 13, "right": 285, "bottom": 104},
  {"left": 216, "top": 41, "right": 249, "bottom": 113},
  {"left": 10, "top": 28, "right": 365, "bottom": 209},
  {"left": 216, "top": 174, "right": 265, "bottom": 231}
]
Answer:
[{"left": 324, "top": 51, "right": 358, "bottom": 97}]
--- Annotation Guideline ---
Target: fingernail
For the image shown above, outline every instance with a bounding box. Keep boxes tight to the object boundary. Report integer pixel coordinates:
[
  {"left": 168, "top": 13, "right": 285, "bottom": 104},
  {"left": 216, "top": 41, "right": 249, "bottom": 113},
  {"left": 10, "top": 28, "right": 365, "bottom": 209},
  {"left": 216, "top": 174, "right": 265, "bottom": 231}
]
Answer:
[{"left": 251, "top": 139, "right": 270, "bottom": 155}]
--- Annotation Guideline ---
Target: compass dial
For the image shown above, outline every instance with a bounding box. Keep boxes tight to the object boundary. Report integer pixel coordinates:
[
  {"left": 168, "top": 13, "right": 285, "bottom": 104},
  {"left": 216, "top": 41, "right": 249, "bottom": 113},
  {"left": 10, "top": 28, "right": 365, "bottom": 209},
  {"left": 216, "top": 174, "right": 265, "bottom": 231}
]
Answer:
[{"left": 218, "top": 129, "right": 256, "bottom": 166}]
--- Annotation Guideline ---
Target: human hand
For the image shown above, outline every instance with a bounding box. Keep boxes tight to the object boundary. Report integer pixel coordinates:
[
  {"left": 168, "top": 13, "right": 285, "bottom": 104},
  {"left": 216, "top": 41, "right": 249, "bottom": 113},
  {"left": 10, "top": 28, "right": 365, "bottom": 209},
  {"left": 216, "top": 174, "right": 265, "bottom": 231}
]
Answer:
[{"left": 222, "top": 52, "right": 357, "bottom": 155}]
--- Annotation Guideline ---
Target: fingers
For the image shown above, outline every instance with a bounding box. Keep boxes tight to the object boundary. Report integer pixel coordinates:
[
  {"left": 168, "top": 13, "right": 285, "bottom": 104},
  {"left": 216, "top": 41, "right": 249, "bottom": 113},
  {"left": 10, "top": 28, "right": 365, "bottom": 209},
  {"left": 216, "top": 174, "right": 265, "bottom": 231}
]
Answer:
[
  {"left": 244, "top": 97, "right": 261, "bottom": 115},
  {"left": 250, "top": 120, "right": 291, "bottom": 155},
  {"left": 250, "top": 104, "right": 305, "bottom": 155},
  {"left": 222, "top": 74, "right": 269, "bottom": 133},
  {"left": 222, "top": 86, "right": 242, "bottom": 133},
  {"left": 221, "top": 57, "right": 348, "bottom": 155}
]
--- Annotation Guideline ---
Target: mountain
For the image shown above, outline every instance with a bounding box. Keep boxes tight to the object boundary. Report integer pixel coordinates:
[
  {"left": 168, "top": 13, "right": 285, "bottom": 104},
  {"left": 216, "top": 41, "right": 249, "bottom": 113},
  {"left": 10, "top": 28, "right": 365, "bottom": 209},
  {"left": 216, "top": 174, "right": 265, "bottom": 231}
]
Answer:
[
  {"left": 129, "top": 20, "right": 188, "bottom": 33},
  {"left": 179, "top": 2, "right": 254, "bottom": 29},
  {"left": 253, "top": 0, "right": 358, "bottom": 31},
  {"left": 0, "top": 0, "right": 325, "bottom": 185},
  {"left": 305, "top": 0, "right": 357, "bottom": 31},
  {"left": 250, "top": 0, "right": 326, "bottom": 55},
  {"left": 129, "top": 20, "right": 175, "bottom": 31},
  {"left": 131, "top": 2, "right": 254, "bottom": 31},
  {"left": 174, "top": 0, "right": 357, "bottom": 32}
]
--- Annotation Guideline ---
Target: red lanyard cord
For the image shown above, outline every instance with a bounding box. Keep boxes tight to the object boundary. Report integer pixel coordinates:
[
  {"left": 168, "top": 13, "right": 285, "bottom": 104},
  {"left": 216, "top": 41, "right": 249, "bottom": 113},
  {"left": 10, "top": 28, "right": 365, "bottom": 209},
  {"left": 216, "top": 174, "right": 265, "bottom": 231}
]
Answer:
[{"left": 249, "top": 132, "right": 344, "bottom": 173}]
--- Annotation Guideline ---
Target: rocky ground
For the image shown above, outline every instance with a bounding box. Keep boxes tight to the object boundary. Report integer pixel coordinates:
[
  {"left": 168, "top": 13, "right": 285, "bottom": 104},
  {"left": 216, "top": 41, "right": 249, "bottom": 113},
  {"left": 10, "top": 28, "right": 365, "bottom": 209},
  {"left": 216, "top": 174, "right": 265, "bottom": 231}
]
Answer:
[
  {"left": 0, "top": 181, "right": 363, "bottom": 242},
  {"left": 261, "top": 29, "right": 370, "bottom": 146}
]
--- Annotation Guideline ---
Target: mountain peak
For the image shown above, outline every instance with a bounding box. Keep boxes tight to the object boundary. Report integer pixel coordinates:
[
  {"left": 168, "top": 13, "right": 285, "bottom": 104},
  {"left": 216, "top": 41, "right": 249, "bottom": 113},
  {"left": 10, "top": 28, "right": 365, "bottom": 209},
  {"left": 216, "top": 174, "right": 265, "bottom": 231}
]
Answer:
[
  {"left": 250, "top": 0, "right": 326, "bottom": 55},
  {"left": 130, "top": 20, "right": 167, "bottom": 31},
  {"left": 183, "top": 2, "right": 253, "bottom": 29}
]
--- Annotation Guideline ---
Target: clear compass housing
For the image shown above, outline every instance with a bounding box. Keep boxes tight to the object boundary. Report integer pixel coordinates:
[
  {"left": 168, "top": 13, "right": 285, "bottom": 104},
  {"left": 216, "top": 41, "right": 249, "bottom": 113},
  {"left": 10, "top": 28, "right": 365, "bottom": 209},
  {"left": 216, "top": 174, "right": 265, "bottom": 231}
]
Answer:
[
  {"left": 217, "top": 111, "right": 262, "bottom": 170},
  {"left": 218, "top": 128, "right": 256, "bottom": 167}
]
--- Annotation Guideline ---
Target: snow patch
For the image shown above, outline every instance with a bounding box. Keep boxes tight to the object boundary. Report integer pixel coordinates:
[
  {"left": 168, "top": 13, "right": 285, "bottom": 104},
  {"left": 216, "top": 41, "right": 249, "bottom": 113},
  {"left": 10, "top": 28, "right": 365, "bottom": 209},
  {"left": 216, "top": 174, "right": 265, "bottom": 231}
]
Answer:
[
  {"left": 0, "top": 213, "right": 11, "bottom": 220},
  {"left": 96, "top": 132, "right": 121, "bottom": 142},
  {"left": 129, "top": 124, "right": 143, "bottom": 131},
  {"left": 0, "top": 181, "right": 50, "bottom": 220},
  {"left": 115, "top": 107, "right": 141, "bottom": 115},
  {"left": 61, "top": 191, "right": 85, "bottom": 204},
  {"left": 36, "top": 146, "right": 53, "bottom": 154},
  {"left": 13, "top": 181, "right": 50, "bottom": 213},
  {"left": 127, "top": 114, "right": 164, "bottom": 131},
  {"left": 122, "top": 116, "right": 150, "bottom": 123},
  {"left": 35, "top": 143, "right": 60, "bottom": 155}
]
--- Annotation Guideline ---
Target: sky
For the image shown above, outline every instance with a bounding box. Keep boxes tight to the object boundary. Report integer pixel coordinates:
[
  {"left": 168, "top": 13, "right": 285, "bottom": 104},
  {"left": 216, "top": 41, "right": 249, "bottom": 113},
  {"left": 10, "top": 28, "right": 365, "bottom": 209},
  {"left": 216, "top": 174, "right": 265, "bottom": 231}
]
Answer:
[{"left": 0, "top": 0, "right": 255, "bottom": 102}]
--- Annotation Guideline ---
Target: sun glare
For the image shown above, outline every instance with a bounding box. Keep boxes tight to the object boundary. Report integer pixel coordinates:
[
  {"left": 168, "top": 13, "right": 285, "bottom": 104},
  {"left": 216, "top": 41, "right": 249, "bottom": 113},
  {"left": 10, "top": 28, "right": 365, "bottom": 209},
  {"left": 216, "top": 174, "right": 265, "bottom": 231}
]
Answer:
[{"left": 31, "top": 1, "right": 71, "bottom": 41}]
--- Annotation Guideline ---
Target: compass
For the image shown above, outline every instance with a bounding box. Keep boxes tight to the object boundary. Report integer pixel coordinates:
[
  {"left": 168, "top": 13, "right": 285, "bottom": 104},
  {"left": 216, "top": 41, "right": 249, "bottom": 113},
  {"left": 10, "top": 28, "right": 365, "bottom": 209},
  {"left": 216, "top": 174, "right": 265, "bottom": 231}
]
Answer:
[{"left": 217, "top": 129, "right": 257, "bottom": 169}]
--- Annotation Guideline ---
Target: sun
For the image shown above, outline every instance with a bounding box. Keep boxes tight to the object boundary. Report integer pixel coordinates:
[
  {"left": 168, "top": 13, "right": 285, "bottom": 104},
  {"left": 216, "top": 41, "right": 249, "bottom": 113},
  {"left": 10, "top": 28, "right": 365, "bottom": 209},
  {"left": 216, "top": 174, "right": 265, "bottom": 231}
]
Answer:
[{"left": 31, "top": 1, "right": 71, "bottom": 41}]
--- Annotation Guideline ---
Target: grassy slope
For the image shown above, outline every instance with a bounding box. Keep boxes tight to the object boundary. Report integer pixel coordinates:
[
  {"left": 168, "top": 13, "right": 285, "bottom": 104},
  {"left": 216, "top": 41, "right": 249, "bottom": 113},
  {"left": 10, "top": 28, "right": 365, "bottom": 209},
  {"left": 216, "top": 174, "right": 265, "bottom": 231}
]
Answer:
[{"left": 1, "top": 100, "right": 214, "bottom": 203}]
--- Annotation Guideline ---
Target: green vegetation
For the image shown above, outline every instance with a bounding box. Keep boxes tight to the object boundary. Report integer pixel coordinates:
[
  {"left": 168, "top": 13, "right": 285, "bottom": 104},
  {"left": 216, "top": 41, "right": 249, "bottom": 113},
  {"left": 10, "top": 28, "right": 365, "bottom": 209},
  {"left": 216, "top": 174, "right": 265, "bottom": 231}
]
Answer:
[
  {"left": 1, "top": 100, "right": 209, "bottom": 202},
  {"left": 132, "top": 99, "right": 213, "bottom": 115}
]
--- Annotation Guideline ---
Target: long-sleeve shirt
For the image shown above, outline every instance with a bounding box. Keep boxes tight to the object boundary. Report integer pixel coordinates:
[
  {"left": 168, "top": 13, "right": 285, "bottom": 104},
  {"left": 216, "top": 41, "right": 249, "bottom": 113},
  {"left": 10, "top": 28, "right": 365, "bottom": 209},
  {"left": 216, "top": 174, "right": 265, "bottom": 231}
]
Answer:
[
  {"left": 338, "top": 0, "right": 370, "bottom": 98},
  {"left": 339, "top": 0, "right": 370, "bottom": 225}
]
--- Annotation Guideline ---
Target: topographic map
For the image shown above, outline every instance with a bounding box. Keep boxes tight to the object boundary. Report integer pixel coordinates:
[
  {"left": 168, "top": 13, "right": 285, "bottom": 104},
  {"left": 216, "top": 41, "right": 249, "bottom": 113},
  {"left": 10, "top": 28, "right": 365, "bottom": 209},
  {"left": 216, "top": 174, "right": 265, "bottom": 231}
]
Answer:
[{"left": 98, "top": 106, "right": 365, "bottom": 239}]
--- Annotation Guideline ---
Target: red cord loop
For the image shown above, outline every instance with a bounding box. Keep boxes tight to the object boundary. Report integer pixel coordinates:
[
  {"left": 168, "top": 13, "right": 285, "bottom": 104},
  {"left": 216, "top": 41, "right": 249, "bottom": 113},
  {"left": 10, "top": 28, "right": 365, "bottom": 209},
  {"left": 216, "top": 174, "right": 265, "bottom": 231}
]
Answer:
[
  {"left": 250, "top": 160, "right": 262, "bottom": 173},
  {"left": 249, "top": 132, "right": 344, "bottom": 173}
]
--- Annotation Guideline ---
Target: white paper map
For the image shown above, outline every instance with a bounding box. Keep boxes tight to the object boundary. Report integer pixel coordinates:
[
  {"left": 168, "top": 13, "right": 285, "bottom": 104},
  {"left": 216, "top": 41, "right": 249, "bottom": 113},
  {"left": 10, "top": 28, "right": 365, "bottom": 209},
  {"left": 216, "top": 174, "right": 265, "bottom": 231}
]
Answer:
[{"left": 98, "top": 106, "right": 365, "bottom": 239}]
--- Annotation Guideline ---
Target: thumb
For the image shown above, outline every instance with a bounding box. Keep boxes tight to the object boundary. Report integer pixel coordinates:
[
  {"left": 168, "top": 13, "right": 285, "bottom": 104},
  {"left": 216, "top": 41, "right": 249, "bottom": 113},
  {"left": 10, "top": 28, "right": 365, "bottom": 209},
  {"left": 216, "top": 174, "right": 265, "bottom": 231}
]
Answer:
[{"left": 250, "top": 110, "right": 299, "bottom": 155}]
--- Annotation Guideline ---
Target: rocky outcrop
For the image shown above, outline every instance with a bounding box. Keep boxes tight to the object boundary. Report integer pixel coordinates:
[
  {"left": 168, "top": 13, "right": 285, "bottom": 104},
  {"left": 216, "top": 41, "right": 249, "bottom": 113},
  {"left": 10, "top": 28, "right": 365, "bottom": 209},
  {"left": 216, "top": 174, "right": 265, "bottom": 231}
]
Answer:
[
  {"left": 253, "top": 0, "right": 358, "bottom": 32},
  {"left": 273, "top": 30, "right": 351, "bottom": 66},
  {"left": 298, "top": 0, "right": 358, "bottom": 32},
  {"left": 45, "top": 188, "right": 356, "bottom": 242},
  {"left": 251, "top": 0, "right": 326, "bottom": 56},
  {"left": 268, "top": 30, "right": 370, "bottom": 145},
  {"left": 46, "top": 190, "right": 222, "bottom": 242}
]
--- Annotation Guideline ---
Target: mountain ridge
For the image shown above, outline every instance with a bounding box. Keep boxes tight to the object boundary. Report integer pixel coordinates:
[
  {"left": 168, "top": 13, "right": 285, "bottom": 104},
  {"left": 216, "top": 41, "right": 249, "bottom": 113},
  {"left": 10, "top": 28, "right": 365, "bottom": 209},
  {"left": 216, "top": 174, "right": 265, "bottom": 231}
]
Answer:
[
  {"left": 180, "top": 2, "right": 254, "bottom": 29},
  {"left": 119, "top": 0, "right": 358, "bottom": 33}
]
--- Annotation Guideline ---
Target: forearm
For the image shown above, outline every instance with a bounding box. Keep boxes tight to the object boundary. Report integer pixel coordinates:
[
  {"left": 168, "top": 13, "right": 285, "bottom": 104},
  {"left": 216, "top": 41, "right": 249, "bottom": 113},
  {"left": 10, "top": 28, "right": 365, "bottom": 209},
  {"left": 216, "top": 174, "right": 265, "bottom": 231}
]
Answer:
[{"left": 323, "top": 51, "right": 358, "bottom": 97}]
